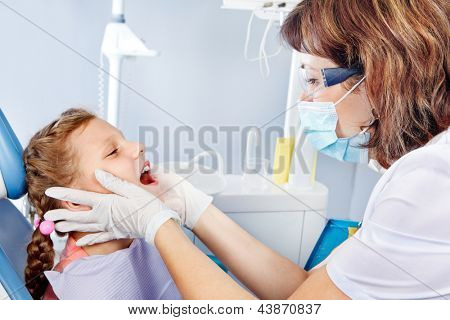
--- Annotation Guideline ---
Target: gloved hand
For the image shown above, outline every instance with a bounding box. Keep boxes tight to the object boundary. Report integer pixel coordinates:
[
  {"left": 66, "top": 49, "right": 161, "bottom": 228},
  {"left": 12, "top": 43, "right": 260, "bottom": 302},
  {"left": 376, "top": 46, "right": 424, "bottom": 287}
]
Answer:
[
  {"left": 44, "top": 169, "right": 180, "bottom": 246},
  {"left": 151, "top": 166, "right": 213, "bottom": 230}
]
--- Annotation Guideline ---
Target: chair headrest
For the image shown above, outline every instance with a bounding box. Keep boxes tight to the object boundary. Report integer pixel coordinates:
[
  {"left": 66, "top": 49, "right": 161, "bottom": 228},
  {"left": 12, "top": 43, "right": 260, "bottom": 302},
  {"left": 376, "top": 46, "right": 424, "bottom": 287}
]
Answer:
[{"left": 0, "top": 108, "right": 27, "bottom": 199}]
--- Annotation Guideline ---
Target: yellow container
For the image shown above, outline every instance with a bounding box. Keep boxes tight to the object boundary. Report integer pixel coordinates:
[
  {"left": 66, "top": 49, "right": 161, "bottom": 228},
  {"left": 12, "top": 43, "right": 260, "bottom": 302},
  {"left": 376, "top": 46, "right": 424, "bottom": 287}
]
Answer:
[{"left": 272, "top": 137, "right": 295, "bottom": 185}]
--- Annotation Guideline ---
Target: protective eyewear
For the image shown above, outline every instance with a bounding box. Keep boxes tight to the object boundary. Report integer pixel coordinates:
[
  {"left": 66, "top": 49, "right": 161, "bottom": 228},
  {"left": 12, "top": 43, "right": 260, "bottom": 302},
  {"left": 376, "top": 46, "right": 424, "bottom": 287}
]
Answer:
[{"left": 299, "top": 67, "right": 362, "bottom": 99}]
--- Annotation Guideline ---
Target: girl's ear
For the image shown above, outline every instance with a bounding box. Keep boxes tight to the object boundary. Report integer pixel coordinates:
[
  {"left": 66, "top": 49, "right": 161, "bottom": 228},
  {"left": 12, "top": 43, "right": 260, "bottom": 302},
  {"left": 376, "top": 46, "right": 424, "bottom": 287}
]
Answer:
[{"left": 60, "top": 200, "right": 91, "bottom": 211}]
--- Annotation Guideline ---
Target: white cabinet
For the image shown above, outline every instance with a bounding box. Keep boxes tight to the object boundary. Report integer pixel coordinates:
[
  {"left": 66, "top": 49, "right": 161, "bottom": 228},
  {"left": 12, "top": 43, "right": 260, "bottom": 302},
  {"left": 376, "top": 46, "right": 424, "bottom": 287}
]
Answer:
[{"left": 193, "top": 174, "right": 328, "bottom": 267}]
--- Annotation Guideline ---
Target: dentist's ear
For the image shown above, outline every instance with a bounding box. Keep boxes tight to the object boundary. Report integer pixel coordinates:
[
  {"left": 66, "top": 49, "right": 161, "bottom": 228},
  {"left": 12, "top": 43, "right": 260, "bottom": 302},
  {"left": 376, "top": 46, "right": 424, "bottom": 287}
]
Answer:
[{"left": 60, "top": 200, "right": 92, "bottom": 211}]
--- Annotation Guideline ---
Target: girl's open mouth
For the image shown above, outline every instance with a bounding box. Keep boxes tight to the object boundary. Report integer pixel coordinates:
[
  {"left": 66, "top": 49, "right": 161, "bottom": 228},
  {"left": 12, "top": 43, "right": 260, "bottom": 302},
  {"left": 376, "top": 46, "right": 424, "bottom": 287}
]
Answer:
[{"left": 140, "top": 160, "right": 157, "bottom": 185}]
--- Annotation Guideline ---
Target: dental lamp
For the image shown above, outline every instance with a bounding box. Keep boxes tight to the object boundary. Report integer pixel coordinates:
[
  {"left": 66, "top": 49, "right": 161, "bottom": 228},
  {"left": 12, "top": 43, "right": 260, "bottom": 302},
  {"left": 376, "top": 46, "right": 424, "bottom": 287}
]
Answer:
[{"left": 101, "top": 0, "right": 158, "bottom": 126}]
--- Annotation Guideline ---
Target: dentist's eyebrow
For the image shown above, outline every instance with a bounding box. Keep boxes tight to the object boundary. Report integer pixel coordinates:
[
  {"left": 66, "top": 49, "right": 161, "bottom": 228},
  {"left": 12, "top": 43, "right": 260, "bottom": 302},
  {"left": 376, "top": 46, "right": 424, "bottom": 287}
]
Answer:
[{"left": 300, "top": 63, "right": 319, "bottom": 71}]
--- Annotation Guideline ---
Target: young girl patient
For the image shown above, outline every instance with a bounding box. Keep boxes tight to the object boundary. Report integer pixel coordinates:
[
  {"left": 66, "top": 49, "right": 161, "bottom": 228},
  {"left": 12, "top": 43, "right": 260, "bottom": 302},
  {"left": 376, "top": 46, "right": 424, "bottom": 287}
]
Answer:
[{"left": 23, "top": 108, "right": 181, "bottom": 300}]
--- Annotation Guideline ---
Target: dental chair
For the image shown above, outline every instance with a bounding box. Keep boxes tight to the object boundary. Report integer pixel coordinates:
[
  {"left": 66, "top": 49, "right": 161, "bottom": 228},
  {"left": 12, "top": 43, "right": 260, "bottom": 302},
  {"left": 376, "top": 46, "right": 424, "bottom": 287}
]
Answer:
[{"left": 0, "top": 108, "right": 32, "bottom": 300}]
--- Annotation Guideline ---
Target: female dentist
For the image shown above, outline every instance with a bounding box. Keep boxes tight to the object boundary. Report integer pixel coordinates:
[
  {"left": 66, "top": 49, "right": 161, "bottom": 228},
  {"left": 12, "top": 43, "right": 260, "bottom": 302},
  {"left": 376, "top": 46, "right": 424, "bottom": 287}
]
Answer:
[{"left": 44, "top": 0, "right": 449, "bottom": 300}]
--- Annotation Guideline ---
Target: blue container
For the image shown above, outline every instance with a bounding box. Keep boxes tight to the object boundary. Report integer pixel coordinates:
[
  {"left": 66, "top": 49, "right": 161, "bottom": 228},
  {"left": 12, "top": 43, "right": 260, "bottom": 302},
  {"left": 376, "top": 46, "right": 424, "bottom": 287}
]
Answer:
[{"left": 305, "top": 219, "right": 360, "bottom": 271}]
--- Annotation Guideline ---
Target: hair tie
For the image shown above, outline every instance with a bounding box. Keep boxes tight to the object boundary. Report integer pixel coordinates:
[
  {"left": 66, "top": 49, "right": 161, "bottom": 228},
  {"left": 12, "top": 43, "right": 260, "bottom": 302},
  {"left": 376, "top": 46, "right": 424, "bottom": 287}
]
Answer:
[{"left": 34, "top": 218, "right": 55, "bottom": 236}]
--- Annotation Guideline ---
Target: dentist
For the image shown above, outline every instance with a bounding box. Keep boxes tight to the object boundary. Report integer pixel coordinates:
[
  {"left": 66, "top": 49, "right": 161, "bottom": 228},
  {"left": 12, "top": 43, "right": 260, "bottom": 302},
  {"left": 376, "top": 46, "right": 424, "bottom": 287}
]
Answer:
[{"left": 44, "top": 0, "right": 449, "bottom": 299}]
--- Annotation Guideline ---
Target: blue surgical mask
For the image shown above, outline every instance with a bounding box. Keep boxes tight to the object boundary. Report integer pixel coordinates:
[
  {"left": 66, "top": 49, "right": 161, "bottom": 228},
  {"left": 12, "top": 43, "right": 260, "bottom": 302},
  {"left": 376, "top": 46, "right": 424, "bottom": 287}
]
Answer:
[{"left": 297, "top": 76, "right": 371, "bottom": 163}]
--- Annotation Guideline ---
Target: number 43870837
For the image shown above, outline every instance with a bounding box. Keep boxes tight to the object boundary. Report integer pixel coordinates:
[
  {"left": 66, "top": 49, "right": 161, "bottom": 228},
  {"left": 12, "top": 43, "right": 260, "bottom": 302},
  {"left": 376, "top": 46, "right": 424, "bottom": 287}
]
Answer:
[{"left": 257, "top": 303, "right": 321, "bottom": 315}]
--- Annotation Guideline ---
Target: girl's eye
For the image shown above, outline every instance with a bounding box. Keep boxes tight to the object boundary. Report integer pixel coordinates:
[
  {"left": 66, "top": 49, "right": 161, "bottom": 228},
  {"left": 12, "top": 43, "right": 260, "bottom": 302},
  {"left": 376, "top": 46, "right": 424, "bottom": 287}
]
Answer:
[
  {"left": 107, "top": 148, "right": 118, "bottom": 157},
  {"left": 306, "top": 78, "right": 319, "bottom": 85}
]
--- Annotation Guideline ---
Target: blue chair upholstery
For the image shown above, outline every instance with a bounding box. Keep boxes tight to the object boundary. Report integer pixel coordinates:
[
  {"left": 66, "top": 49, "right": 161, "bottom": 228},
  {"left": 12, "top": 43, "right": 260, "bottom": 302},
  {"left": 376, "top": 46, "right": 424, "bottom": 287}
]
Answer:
[
  {"left": 0, "top": 107, "right": 31, "bottom": 300},
  {"left": 0, "top": 199, "right": 32, "bottom": 299},
  {"left": 0, "top": 108, "right": 27, "bottom": 199}
]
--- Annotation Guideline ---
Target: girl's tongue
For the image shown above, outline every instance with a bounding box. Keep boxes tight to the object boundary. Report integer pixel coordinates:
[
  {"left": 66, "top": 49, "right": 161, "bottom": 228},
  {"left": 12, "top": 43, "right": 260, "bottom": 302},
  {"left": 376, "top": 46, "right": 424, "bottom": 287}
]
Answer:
[{"left": 140, "top": 161, "right": 157, "bottom": 185}]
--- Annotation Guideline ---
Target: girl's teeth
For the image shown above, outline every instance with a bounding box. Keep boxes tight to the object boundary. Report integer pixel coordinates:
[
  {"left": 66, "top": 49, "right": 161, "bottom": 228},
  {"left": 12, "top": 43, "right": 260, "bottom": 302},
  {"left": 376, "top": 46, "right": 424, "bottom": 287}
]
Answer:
[{"left": 141, "top": 164, "right": 150, "bottom": 174}]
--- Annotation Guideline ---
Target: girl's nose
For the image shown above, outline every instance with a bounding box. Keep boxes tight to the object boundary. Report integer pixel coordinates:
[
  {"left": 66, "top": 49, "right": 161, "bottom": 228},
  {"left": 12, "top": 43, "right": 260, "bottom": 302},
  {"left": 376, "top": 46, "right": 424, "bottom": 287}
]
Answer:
[{"left": 129, "top": 142, "right": 144, "bottom": 159}]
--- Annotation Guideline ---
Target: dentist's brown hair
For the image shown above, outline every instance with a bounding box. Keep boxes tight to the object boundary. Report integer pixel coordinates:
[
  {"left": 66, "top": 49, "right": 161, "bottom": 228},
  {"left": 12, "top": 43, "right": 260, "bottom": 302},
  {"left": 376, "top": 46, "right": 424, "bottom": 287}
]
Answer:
[
  {"left": 23, "top": 108, "right": 95, "bottom": 299},
  {"left": 281, "top": 0, "right": 449, "bottom": 168}
]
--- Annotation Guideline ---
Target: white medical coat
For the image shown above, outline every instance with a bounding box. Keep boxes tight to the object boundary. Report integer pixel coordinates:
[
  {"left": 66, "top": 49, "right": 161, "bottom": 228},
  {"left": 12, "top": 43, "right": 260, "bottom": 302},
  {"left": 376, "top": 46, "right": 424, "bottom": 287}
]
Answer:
[{"left": 326, "top": 127, "right": 450, "bottom": 299}]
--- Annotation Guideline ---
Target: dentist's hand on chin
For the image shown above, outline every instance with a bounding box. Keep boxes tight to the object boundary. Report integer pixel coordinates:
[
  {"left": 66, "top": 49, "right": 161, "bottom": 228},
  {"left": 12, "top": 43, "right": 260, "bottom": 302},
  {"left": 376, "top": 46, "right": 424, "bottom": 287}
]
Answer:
[
  {"left": 44, "top": 169, "right": 180, "bottom": 246},
  {"left": 44, "top": 169, "right": 212, "bottom": 246}
]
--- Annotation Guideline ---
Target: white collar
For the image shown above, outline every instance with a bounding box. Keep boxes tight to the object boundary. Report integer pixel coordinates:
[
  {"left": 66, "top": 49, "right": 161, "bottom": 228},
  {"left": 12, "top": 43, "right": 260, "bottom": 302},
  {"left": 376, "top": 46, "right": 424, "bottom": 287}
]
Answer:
[
  {"left": 426, "top": 127, "right": 450, "bottom": 146},
  {"left": 368, "top": 127, "right": 449, "bottom": 175}
]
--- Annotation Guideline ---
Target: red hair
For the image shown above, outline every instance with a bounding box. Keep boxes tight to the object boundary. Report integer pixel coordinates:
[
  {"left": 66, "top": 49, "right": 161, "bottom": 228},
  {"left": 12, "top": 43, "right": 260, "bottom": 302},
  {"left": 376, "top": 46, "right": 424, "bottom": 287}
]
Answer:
[{"left": 281, "top": 0, "right": 449, "bottom": 167}]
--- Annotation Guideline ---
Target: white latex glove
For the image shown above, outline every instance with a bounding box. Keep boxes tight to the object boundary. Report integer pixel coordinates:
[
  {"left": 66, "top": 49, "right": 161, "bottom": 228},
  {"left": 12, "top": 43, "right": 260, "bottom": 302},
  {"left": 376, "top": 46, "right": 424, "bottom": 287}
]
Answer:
[
  {"left": 151, "top": 167, "right": 213, "bottom": 230},
  {"left": 44, "top": 169, "right": 180, "bottom": 246}
]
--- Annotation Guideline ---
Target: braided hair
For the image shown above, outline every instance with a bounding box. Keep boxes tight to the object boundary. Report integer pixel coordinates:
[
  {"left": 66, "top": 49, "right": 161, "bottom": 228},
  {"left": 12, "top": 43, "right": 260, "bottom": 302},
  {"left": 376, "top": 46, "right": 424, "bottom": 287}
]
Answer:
[{"left": 23, "top": 108, "right": 95, "bottom": 299}]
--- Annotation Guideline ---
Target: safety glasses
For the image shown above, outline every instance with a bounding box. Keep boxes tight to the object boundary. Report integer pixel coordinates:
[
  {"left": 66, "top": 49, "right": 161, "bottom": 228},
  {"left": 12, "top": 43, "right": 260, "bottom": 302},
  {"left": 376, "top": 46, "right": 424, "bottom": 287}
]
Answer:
[
  {"left": 298, "top": 67, "right": 362, "bottom": 99},
  {"left": 321, "top": 67, "right": 361, "bottom": 87}
]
